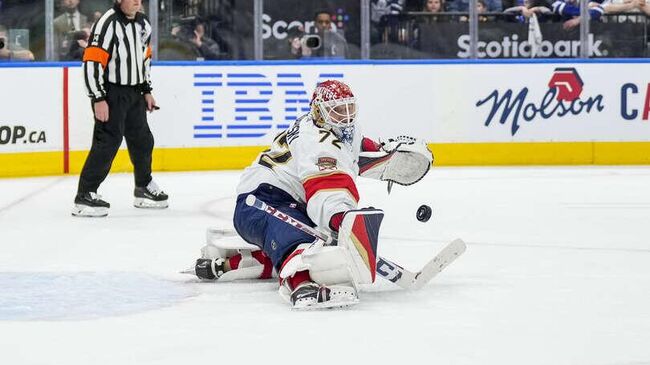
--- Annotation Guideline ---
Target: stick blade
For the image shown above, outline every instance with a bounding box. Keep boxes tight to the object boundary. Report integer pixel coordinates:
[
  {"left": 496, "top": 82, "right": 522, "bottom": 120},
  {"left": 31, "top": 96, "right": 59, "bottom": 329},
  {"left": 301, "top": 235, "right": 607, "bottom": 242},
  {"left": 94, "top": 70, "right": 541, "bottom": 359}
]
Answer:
[
  {"left": 412, "top": 238, "right": 466, "bottom": 290},
  {"left": 376, "top": 256, "right": 418, "bottom": 289}
]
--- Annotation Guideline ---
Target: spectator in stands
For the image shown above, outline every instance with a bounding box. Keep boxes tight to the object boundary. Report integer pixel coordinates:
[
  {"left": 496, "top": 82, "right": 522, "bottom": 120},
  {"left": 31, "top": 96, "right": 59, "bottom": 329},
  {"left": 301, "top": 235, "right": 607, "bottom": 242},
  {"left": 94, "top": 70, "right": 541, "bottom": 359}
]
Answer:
[
  {"left": 635, "top": 0, "right": 650, "bottom": 13},
  {"left": 63, "top": 26, "right": 90, "bottom": 61},
  {"left": 551, "top": 0, "right": 606, "bottom": 29},
  {"left": 158, "top": 21, "right": 198, "bottom": 60},
  {"left": 447, "top": 0, "right": 503, "bottom": 12},
  {"left": 160, "top": 19, "right": 223, "bottom": 61},
  {"left": 411, "top": 0, "right": 445, "bottom": 49},
  {"left": 602, "top": 0, "right": 650, "bottom": 17},
  {"left": 607, "top": 0, "right": 650, "bottom": 26},
  {"left": 309, "top": 10, "right": 349, "bottom": 59},
  {"left": 286, "top": 25, "right": 313, "bottom": 59},
  {"left": 460, "top": 0, "right": 491, "bottom": 21},
  {"left": 503, "top": 0, "right": 552, "bottom": 22},
  {"left": 477, "top": 0, "right": 490, "bottom": 18},
  {"left": 0, "top": 24, "right": 35, "bottom": 61},
  {"left": 416, "top": 0, "right": 445, "bottom": 25},
  {"left": 423, "top": 0, "right": 444, "bottom": 12},
  {"left": 188, "top": 21, "right": 223, "bottom": 60},
  {"left": 371, "top": 0, "right": 405, "bottom": 43},
  {"left": 54, "top": 0, "right": 88, "bottom": 60}
]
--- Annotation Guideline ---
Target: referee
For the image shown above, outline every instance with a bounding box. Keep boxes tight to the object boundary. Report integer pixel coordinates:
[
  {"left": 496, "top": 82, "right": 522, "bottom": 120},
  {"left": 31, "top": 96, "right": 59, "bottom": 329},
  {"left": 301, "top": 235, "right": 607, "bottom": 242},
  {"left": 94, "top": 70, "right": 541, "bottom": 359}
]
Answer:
[{"left": 72, "top": 0, "right": 168, "bottom": 217}]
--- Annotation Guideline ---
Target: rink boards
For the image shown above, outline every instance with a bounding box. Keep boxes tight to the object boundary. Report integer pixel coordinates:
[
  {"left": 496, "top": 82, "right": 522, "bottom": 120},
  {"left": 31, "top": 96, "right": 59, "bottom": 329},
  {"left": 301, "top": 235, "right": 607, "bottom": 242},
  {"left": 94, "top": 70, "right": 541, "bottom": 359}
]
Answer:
[{"left": 1, "top": 60, "right": 650, "bottom": 177}]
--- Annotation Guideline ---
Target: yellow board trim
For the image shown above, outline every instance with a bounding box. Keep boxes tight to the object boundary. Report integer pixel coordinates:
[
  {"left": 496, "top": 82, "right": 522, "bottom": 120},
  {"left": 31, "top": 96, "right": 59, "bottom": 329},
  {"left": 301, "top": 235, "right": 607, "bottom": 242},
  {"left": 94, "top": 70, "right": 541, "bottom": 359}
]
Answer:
[
  {"left": 2, "top": 142, "right": 650, "bottom": 178},
  {"left": 429, "top": 142, "right": 650, "bottom": 166},
  {"left": 0, "top": 151, "right": 63, "bottom": 177}
]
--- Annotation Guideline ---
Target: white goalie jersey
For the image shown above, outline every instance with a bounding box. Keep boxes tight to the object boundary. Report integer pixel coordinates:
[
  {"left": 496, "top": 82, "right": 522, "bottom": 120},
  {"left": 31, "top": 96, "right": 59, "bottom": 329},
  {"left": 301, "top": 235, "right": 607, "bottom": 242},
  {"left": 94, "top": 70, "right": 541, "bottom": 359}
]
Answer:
[{"left": 236, "top": 114, "right": 362, "bottom": 233}]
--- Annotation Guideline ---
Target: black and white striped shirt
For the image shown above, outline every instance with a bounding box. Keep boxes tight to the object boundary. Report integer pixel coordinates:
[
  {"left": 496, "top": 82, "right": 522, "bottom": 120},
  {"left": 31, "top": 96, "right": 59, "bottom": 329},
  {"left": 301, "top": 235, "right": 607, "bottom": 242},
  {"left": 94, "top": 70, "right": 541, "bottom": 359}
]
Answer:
[{"left": 83, "top": 5, "right": 153, "bottom": 102}]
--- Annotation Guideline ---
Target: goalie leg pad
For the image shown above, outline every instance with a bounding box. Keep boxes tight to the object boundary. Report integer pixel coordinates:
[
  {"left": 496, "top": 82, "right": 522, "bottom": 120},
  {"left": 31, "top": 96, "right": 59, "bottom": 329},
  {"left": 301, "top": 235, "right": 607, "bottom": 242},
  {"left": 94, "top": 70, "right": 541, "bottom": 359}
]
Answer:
[
  {"left": 337, "top": 208, "right": 384, "bottom": 284},
  {"left": 277, "top": 243, "right": 313, "bottom": 280},
  {"left": 302, "top": 245, "right": 356, "bottom": 286},
  {"left": 279, "top": 242, "right": 356, "bottom": 287},
  {"left": 197, "top": 230, "right": 274, "bottom": 281},
  {"left": 203, "top": 228, "right": 262, "bottom": 261},
  {"left": 218, "top": 249, "right": 274, "bottom": 281},
  {"left": 194, "top": 248, "right": 272, "bottom": 282}
]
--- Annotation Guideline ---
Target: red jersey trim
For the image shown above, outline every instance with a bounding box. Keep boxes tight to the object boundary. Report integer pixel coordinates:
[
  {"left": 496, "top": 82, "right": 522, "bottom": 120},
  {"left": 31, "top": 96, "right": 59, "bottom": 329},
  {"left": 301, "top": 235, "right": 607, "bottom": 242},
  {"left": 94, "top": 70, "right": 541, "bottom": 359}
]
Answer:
[{"left": 303, "top": 172, "right": 360, "bottom": 203}]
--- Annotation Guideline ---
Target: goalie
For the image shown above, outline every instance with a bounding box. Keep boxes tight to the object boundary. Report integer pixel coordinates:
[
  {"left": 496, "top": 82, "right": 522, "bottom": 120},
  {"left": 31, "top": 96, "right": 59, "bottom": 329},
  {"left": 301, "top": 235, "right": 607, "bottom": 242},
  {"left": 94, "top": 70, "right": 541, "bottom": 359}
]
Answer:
[{"left": 189, "top": 80, "right": 433, "bottom": 309}]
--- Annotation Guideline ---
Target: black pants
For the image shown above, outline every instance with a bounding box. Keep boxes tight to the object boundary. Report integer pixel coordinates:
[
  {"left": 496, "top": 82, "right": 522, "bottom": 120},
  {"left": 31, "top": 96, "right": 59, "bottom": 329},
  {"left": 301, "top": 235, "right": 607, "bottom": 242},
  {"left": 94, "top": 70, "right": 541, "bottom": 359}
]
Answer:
[{"left": 77, "top": 84, "right": 154, "bottom": 194}]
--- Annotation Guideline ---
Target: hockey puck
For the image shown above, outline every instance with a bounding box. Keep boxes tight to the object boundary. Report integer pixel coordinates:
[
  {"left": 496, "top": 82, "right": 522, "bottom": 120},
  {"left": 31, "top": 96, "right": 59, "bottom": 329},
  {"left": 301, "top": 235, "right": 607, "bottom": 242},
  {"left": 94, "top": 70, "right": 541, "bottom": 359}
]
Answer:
[{"left": 416, "top": 204, "right": 432, "bottom": 222}]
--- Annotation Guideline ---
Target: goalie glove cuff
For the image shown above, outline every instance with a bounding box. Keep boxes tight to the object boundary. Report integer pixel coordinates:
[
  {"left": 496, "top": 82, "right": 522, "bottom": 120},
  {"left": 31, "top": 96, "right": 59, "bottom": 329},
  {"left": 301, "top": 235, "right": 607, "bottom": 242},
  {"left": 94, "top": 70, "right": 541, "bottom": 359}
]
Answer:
[{"left": 361, "top": 137, "right": 382, "bottom": 152}]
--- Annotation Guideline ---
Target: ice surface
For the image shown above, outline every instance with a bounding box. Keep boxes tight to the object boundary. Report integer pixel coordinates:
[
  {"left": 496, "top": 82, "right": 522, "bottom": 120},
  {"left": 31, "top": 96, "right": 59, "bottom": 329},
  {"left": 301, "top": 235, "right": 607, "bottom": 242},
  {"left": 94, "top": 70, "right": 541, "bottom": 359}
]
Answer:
[
  {"left": 0, "top": 272, "right": 195, "bottom": 321},
  {"left": 0, "top": 167, "right": 649, "bottom": 365}
]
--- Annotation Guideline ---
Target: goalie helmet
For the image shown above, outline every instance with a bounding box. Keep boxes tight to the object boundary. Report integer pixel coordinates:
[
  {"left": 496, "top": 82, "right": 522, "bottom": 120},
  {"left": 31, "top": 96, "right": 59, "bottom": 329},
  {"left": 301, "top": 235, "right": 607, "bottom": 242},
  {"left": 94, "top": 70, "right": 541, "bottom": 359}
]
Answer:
[{"left": 310, "top": 80, "right": 357, "bottom": 144}]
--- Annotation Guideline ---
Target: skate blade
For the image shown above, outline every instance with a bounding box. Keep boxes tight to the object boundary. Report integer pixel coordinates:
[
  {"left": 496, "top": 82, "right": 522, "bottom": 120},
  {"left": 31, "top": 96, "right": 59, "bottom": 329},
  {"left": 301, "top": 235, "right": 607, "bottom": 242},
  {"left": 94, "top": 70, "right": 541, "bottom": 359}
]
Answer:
[
  {"left": 134, "top": 198, "right": 169, "bottom": 209},
  {"left": 71, "top": 205, "right": 108, "bottom": 217},
  {"left": 179, "top": 267, "right": 196, "bottom": 275},
  {"left": 292, "top": 299, "right": 360, "bottom": 311},
  {"left": 178, "top": 267, "right": 214, "bottom": 282}
]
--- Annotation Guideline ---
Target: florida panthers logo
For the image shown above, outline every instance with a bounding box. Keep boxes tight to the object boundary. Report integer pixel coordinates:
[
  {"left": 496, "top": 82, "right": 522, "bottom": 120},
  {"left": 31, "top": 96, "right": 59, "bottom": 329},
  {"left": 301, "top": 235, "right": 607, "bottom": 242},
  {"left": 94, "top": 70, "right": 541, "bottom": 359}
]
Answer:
[
  {"left": 316, "top": 157, "right": 338, "bottom": 171},
  {"left": 547, "top": 67, "right": 584, "bottom": 102}
]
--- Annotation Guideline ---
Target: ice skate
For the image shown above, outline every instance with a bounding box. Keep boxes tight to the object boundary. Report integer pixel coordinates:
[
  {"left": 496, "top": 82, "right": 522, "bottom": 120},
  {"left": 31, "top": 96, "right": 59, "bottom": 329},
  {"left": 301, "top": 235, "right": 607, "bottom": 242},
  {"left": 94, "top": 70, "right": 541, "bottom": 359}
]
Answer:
[
  {"left": 71, "top": 192, "right": 110, "bottom": 217},
  {"left": 189, "top": 258, "right": 226, "bottom": 280},
  {"left": 281, "top": 280, "right": 359, "bottom": 310},
  {"left": 134, "top": 180, "right": 169, "bottom": 209}
]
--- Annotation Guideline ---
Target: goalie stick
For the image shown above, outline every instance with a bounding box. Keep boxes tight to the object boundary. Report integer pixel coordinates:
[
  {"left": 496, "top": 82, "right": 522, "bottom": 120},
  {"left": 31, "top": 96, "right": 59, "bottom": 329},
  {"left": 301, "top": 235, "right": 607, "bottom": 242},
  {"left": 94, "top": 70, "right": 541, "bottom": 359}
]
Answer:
[
  {"left": 245, "top": 194, "right": 466, "bottom": 290},
  {"left": 376, "top": 238, "right": 466, "bottom": 289}
]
